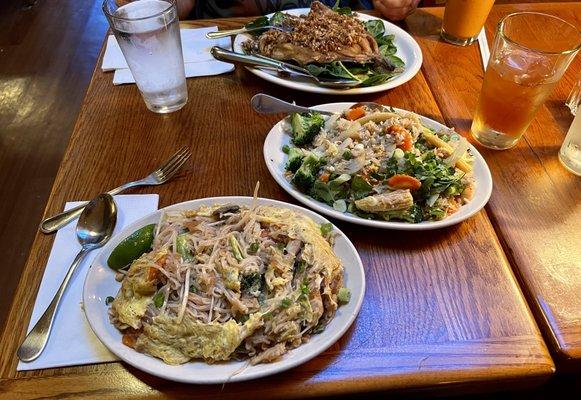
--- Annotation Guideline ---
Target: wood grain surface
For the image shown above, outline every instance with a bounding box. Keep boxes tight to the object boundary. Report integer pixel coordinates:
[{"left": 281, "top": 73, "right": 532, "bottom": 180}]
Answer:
[
  {"left": 0, "top": 5, "right": 563, "bottom": 399},
  {"left": 404, "top": 3, "right": 581, "bottom": 367},
  {"left": 0, "top": 0, "right": 108, "bottom": 331}
]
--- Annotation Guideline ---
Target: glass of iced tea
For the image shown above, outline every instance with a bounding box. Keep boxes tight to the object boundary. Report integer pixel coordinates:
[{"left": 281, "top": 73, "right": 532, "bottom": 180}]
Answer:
[
  {"left": 471, "top": 12, "right": 581, "bottom": 150},
  {"left": 441, "top": 0, "right": 495, "bottom": 46}
]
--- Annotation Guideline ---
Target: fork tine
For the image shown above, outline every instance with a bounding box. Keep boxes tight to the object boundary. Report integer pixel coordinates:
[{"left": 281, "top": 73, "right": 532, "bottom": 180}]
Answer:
[
  {"left": 159, "top": 148, "right": 191, "bottom": 177},
  {"left": 157, "top": 150, "right": 191, "bottom": 181},
  {"left": 154, "top": 147, "right": 189, "bottom": 174},
  {"left": 158, "top": 147, "right": 190, "bottom": 176}
]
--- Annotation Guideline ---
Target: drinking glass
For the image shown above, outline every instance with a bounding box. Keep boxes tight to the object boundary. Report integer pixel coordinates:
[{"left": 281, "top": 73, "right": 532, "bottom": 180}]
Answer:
[
  {"left": 471, "top": 12, "right": 581, "bottom": 150},
  {"left": 441, "top": 0, "right": 495, "bottom": 46},
  {"left": 103, "top": 0, "right": 188, "bottom": 113},
  {"left": 559, "top": 81, "right": 581, "bottom": 175}
]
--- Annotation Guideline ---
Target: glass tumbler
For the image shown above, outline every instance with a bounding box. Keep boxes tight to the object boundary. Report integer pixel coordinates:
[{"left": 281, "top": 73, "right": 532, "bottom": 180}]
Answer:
[
  {"left": 471, "top": 12, "right": 581, "bottom": 150},
  {"left": 103, "top": 0, "right": 188, "bottom": 113},
  {"left": 441, "top": 0, "right": 495, "bottom": 46},
  {"left": 559, "top": 81, "right": 581, "bottom": 176}
]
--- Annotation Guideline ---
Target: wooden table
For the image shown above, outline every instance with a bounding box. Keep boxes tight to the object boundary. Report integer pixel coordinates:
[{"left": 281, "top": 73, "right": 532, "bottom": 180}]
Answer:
[
  {"left": 404, "top": 2, "right": 581, "bottom": 368},
  {"left": 3, "top": 3, "right": 579, "bottom": 398}
]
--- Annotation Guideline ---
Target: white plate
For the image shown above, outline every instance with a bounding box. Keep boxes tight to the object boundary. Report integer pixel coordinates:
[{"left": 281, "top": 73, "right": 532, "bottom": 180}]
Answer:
[
  {"left": 264, "top": 103, "right": 493, "bottom": 230},
  {"left": 232, "top": 9, "right": 422, "bottom": 95},
  {"left": 83, "top": 196, "right": 365, "bottom": 384}
]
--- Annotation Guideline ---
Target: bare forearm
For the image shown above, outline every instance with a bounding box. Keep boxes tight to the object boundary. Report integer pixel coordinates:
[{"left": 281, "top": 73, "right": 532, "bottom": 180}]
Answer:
[{"left": 176, "top": 0, "right": 195, "bottom": 19}]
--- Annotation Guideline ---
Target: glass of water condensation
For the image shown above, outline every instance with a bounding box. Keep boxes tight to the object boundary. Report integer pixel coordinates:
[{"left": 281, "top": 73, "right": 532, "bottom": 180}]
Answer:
[
  {"left": 559, "top": 82, "right": 581, "bottom": 176},
  {"left": 103, "top": 0, "right": 187, "bottom": 113},
  {"left": 471, "top": 12, "right": 581, "bottom": 150}
]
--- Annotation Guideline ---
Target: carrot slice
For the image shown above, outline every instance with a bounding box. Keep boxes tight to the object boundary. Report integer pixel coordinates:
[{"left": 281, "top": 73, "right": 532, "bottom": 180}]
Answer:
[
  {"left": 345, "top": 107, "right": 366, "bottom": 121},
  {"left": 387, "top": 174, "right": 421, "bottom": 190},
  {"left": 319, "top": 172, "right": 330, "bottom": 183},
  {"left": 398, "top": 131, "right": 413, "bottom": 151}
]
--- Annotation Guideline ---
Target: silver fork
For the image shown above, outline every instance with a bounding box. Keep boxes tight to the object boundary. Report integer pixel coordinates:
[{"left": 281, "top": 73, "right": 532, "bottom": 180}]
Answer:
[{"left": 40, "top": 147, "right": 191, "bottom": 234}]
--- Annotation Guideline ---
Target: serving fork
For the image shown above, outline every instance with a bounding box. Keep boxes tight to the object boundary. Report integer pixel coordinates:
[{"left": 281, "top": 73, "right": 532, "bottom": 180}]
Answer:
[
  {"left": 40, "top": 147, "right": 191, "bottom": 234},
  {"left": 210, "top": 47, "right": 360, "bottom": 88}
]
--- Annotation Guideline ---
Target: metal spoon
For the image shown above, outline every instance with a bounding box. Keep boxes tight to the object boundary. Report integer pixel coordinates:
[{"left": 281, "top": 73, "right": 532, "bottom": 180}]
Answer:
[
  {"left": 251, "top": 93, "right": 335, "bottom": 116},
  {"left": 210, "top": 47, "right": 360, "bottom": 89},
  {"left": 17, "top": 194, "right": 117, "bottom": 362}
]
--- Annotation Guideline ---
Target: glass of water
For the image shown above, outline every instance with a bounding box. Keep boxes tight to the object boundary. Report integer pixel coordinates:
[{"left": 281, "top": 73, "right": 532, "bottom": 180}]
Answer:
[
  {"left": 103, "top": 0, "right": 187, "bottom": 113},
  {"left": 559, "top": 81, "right": 581, "bottom": 176}
]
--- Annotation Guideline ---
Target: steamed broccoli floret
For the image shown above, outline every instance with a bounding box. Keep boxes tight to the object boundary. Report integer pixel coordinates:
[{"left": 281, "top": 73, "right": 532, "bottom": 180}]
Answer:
[
  {"left": 292, "top": 153, "right": 324, "bottom": 192},
  {"left": 291, "top": 112, "right": 325, "bottom": 146},
  {"left": 285, "top": 147, "right": 305, "bottom": 172}
]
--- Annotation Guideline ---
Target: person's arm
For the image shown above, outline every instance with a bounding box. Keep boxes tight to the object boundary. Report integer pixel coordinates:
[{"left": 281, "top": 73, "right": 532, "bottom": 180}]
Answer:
[
  {"left": 176, "top": 0, "right": 195, "bottom": 19},
  {"left": 371, "top": 0, "right": 421, "bottom": 21}
]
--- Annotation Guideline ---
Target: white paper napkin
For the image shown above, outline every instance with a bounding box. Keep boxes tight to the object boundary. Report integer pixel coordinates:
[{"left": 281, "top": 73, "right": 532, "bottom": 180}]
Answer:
[
  {"left": 18, "top": 194, "right": 159, "bottom": 371},
  {"left": 101, "top": 27, "right": 235, "bottom": 85},
  {"left": 477, "top": 28, "right": 490, "bottom": 71}
]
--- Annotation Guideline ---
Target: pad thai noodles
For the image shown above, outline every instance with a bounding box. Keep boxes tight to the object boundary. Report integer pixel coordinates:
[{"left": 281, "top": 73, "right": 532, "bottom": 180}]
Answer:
[{"left": 108, "top": 202, "right": 350, "bottom": 365}]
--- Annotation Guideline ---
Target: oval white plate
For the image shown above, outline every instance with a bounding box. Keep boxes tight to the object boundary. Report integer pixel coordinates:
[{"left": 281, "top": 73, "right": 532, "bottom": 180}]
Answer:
[
  {"left": 264, "top": 103, "right": 493, "bottom": 230},
  {"left": 83, "top": 196, "right": 365, "bottom": 384},
  {"left": 232, "top": 9, "right": 422, "bottom": 95}
]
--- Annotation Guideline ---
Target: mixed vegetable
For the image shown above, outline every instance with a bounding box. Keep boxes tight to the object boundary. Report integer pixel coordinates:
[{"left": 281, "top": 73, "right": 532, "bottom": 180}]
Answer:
[{"left": 282, "top": 106, "right": 475, "bottom": 223}]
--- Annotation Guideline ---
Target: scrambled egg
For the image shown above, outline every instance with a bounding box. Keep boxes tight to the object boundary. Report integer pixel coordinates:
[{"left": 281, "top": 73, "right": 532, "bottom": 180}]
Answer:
[{"left": 111, "top": 205, "right": 343, "bottom": 365}]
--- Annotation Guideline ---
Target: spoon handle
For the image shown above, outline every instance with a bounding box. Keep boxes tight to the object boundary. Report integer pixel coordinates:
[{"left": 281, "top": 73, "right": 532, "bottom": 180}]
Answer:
[
  {"left": 250, "top": 93, "right": 334, "bottom": 116},
  {"left": 17, "top": 247, "right": 91, "bottom": 362},
  {"left": 206, "top": 27, "right": 248, "bottom": 39},
  {"left": 210, "top": 46, "right": 285, "bottom": 71},
  {"left": 40, "top": 185, "right": 126, "bottom": 234}
]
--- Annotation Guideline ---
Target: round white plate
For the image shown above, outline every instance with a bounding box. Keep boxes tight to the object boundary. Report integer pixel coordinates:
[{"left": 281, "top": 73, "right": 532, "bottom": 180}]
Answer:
[
  {"left": 264, "top": 103, "right": 493, "bottom": 230},
  {"left": 83, "top": 196, "right": 365, "bottom": 384},
  {"left": 232, "top": 9, "right": 422, "bottom": 95}
]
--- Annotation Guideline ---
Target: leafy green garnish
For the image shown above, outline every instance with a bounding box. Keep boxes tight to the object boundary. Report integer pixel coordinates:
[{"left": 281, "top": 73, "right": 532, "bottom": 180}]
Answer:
[
  {"left": 360, "top": 72, "right": 397, "bottom": 87},
  {"left": 282, "top": 144, "right": 290, "bottom": 154},
  {"left": 381, "top": 204, "right": 423, "bottom": 223},
  {"left": 236, "top": 314, "right": 250, "bottom": 323},
  {"left": 305, "top": 61, "right": 360, "bottom": 81},
  {"left": 364, "top": 20, "right": 385, "bottom": 38},
  {"left": 262, "top": 311, "right": 273, "bottom": 320},
  {"left": 384, "top": 152, "right": 465, "bottom": 203},
  {"left": 270, "top": 11, "right": 287, "bottom": 26},
  {"left": 293, "top": 260, "right": 308, "bottom": 283},
  {"left": 350, "top": 175, "right": 373, "bottom": 199},
  {"left": 153, "top": 291, "right": 164, "bottom": 308},
  {"left": 245, "top": 11, "right": 288, "bottom": 31},
  {"left": 332, "top": 0, "right": 352, "bottom": 15},
  {"left": 281, "top": 298, "right": 292, "bottom": 308},
  {"left": 241, "top": 273, "right": 262, "bottom": 296},
  {"left": 385, "top": 54, "right": 405, "bottom": 69},
  {"left": 342, "top": 149, "right": 352, "bottom": 160},
  {"left": 248, "top": 242, "right": 260, "bottom": 254},
  {"left": 245, "top": 16, "right": 269, "bottom": 30},
  {"left": 312, "top": 323, "right": 326, "bottom": 334}
]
